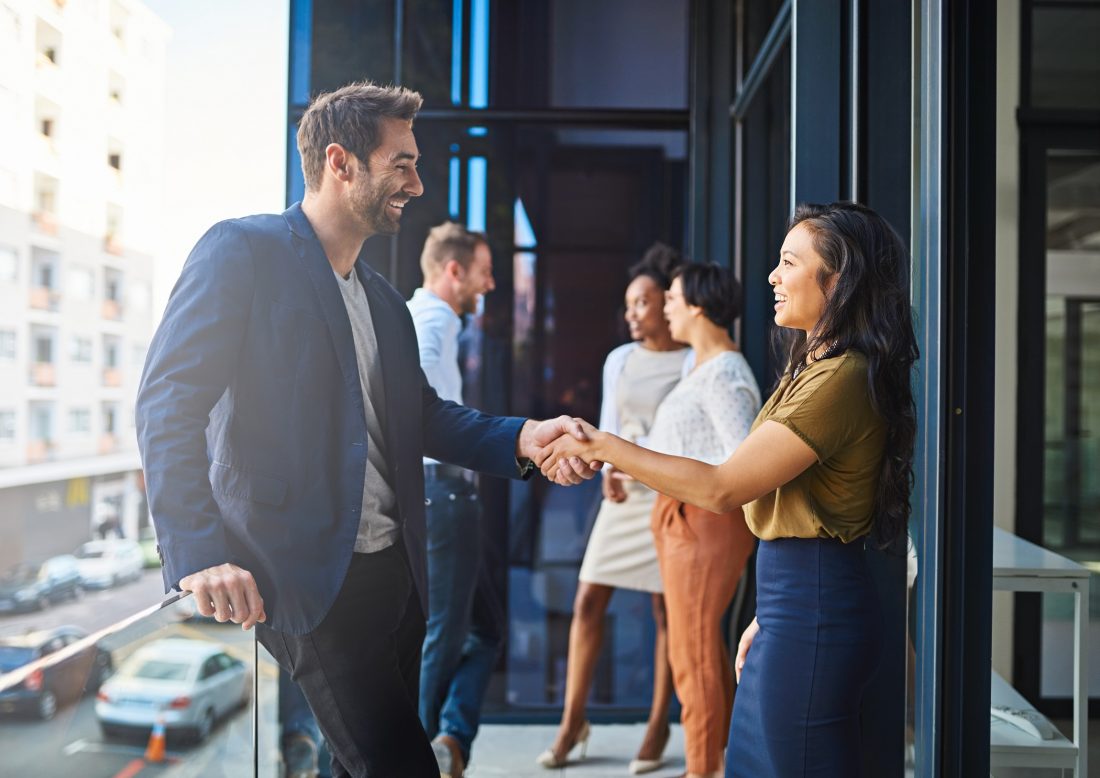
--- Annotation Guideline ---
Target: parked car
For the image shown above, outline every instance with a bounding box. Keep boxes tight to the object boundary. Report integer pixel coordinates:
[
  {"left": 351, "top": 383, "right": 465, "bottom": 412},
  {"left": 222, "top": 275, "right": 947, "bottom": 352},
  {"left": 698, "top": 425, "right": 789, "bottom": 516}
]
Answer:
[
  {"left": 96, "top": 638, "right": 250, "bottom": 742},
  {"left": 74, "top": 539, "right": 144, "bottom": 589},
  {"left": 0, "top": 626, "right": 113, "bottom": 720},
  {"left": 0, "top": 555, "right": 84, "bottom": 614}
]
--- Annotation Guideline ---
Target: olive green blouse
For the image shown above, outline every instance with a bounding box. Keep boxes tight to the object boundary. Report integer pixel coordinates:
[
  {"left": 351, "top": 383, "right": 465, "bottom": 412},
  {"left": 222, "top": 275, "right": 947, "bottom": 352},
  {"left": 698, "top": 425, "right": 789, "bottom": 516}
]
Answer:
[{"left": 744, "top": 351, "right": 886, "bottom": 542}]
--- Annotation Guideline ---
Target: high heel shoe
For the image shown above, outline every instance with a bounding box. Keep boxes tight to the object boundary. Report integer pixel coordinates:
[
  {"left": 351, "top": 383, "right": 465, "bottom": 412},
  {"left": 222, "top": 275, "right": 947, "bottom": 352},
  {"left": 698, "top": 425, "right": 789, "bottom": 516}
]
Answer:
[
  {"left": 535, "top": 721, "right": 591, "bottom": 768},
  {"left": 628, "top": 724, "right": 670, "bottom": 774}
]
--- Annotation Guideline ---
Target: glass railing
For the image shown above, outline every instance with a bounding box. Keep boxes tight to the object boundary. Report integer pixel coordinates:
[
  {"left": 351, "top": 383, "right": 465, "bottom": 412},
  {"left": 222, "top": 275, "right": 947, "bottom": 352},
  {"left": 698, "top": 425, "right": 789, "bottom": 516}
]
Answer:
[{"left": 0, "top": 592, "right": 280, "bottom": 777}]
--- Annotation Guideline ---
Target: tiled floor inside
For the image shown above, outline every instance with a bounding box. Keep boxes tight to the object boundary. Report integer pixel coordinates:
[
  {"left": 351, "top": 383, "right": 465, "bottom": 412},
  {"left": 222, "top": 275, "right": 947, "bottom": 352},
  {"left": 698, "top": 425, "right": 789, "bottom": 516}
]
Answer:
[{"left": 467, "top": 724, "right": 687, "bottom": 777}]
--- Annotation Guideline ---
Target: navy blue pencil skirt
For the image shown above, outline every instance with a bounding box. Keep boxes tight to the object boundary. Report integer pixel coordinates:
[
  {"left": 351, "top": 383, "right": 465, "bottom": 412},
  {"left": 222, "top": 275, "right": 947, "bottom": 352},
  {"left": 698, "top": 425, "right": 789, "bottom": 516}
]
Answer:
[{"left": 725, "top": 537, "right": 882, "bottom": 778}]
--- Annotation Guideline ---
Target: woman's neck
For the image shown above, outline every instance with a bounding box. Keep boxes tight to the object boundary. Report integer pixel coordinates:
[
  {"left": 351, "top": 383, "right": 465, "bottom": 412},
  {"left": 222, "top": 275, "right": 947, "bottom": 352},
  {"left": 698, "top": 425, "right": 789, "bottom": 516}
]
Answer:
[
  {"left": 690, "top": 326, "right": 736, "bottom": 366},
  {"left": 639, "top": 332, "right": 684, "bottom": 352}
]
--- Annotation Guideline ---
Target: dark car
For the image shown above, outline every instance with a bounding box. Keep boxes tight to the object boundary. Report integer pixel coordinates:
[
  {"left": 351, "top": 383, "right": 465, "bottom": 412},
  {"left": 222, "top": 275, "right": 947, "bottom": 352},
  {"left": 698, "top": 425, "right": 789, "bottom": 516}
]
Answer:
[
  {"left": 0, "top": 556, "right": 84, "bottom": 614},
  {"left": 0, "top": 626, "right": 112, "bottom": 720}
]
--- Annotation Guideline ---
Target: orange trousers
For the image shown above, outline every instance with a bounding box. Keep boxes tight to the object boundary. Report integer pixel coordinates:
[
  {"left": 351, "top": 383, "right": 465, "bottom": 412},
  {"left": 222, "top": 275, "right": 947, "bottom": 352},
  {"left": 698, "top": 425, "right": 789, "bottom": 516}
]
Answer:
[{"left": 651, "top": 493, "right": 756, "bottom": 774}]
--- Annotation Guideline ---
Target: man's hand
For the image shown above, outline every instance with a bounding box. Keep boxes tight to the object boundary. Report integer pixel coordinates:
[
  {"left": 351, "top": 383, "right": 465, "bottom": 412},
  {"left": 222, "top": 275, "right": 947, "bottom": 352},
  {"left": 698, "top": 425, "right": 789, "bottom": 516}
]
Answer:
[
  {"left": 517, "top": 416, "right": 603, "bottom": 486},
  {"left": 179, "top": 563, "right": 266, "bottom": 630}
]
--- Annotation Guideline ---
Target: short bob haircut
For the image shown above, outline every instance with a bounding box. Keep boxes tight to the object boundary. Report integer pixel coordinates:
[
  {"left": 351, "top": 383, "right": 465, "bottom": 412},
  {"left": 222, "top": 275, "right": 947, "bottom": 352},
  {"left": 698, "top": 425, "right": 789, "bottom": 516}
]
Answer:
[{"left": 671, "top": 262, "right": 743, "bottom": 329}]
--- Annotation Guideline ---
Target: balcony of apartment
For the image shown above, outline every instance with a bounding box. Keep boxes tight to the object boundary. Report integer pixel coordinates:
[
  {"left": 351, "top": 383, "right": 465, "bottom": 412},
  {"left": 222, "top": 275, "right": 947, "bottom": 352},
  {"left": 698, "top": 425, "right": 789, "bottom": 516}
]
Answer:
[
  {"left": 104, "top": 204, "right": 124, "bottom": 256},
  {"left": 101, "top": 366, "right": 122, "bottom": 388},
  {"left": 25, "top": 437, "right": 55, "bottom": 463},
  {"left": 28, "top": 361, "right": 56, "bottom": 387},
  {"left": 32, "top": 173, "right": 61, "bottom": 237},
  {"left": 27, "top": 285, "right": 60, "bottom": 312},
  {"left": 105, "top": 144, "right": 124, "bottom": 199},
  {"left": 34, "top": 100, "right": 61, "bottom": 176},
  {"left": 96, "top": 432, "right": 118, "bottom": 455},
  {"left": 34, "top": 19, "right": 63, "bottom": 100},
  {"left": 102, "top": 269, "right": 124, "bottom": 320}
]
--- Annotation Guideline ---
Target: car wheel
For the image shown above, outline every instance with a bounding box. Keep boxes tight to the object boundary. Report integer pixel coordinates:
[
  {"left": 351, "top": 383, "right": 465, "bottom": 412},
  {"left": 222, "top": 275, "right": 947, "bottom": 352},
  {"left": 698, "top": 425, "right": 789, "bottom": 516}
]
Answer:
[
  {"left": 196, "top": 708, "right": 215, "bottom": 742},
  {"left": 37, "top": 689, "right": 58, "bottom": 720}
]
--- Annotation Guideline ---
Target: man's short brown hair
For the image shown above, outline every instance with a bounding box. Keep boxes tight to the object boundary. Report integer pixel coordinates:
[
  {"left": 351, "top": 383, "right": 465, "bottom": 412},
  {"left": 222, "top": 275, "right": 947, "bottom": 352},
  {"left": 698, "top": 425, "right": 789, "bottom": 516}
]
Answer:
[
  {"left": 420, "top": 222, "right": 488, "bottom": 279},
  {"left": 297, "top": 81, "right": 423, "bottom": 191}
]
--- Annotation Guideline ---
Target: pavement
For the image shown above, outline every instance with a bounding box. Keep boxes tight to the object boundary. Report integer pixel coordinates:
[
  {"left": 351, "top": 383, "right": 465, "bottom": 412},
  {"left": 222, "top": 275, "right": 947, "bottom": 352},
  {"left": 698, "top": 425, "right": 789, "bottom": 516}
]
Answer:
[{"left": 466, "top": 724, "right": 687, "bottom": 777}]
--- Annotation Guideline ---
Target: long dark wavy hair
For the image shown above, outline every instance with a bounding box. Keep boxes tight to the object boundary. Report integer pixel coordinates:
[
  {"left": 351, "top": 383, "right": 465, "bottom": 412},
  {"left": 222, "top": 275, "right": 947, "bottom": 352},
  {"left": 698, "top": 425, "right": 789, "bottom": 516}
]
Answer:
[{"left": 775, "top": 202, "right": 918, "bottom": 548}]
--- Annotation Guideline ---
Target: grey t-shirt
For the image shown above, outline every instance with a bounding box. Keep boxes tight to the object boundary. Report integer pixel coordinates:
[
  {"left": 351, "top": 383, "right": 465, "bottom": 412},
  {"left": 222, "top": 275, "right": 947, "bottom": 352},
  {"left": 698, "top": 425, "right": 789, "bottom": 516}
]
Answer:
[{"left": 333, "top": 268, "right": 400, "bottom": 553}]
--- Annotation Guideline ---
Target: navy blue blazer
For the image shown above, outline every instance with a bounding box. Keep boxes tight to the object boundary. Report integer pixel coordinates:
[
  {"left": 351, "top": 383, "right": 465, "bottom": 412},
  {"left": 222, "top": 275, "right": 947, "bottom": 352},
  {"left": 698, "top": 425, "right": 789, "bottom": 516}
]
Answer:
[{"left": 136, "top": 204, "right": 526, "bottom": 634}]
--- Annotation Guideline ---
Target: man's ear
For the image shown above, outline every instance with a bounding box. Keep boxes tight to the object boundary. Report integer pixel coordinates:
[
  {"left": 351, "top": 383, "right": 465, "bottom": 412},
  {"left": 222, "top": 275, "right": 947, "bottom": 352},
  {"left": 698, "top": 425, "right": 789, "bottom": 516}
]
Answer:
[
  {"left": 326, "top": 143, "right": 352, "bottom": 181},
  {"left": 444, "top": 258, "right": 464, "bottom": 281}
]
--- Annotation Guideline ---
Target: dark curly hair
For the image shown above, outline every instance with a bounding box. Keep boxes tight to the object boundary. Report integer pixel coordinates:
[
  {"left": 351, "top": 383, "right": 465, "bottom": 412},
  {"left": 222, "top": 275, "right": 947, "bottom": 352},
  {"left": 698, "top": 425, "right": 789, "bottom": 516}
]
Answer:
[
  {"left": 628, "top": 242, "right": 684, "bottom": 291},
  {"left": 775, "top": 202, "right": 918, "bottom": 548},
  {"left": 671, "top": 262, "right": 743, "bottom": 329}
]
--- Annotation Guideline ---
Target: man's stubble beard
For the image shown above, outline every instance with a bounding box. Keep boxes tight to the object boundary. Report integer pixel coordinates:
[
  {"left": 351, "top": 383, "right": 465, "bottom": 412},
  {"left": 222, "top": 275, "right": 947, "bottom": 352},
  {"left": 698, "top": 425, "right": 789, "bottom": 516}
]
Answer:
[{"left": 352, "top": 176, "right": 401, "bottom": 236}]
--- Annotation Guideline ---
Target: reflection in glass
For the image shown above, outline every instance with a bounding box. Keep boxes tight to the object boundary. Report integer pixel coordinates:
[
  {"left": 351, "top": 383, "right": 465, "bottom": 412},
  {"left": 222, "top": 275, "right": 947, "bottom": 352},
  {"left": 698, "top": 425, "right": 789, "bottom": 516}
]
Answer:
[
  {"left": 0, "top": 594, "right": 278, "bottom": 778},
  {"left": 1041, "top": 150, "right": 1100, "bottom": 700}
]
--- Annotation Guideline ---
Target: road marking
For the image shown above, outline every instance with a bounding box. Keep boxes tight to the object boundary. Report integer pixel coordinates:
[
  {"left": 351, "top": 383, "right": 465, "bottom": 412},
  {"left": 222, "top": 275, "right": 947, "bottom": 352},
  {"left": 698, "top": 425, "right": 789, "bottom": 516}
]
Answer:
[
  {"left": 64, "top": 738, "right": 182, "bottom": 760},
  {"left": 112, "top": 758, "right": 146, "bottom": 778}
]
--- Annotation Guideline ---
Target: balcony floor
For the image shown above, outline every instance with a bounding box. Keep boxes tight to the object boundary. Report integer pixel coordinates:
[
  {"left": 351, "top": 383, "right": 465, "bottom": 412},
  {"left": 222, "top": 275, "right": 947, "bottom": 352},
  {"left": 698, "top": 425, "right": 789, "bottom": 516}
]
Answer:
[{"left": 468, "top": 724, "right": 686, "bottom": 777}]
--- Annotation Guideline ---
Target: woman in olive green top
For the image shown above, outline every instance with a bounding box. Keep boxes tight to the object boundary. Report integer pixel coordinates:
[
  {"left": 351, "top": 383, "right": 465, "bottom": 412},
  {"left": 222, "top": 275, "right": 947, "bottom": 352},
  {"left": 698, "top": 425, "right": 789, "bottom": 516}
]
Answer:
[{"left": 536, "top": 202, "right": 918, "bottom": 778}]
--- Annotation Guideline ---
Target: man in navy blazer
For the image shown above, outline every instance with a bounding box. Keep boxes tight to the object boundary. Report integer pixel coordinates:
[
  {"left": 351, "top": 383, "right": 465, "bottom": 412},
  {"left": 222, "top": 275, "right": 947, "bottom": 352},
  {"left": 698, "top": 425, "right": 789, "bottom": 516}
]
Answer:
[{"left": 136, "top": 82, "right": 595, "bottom": 778}]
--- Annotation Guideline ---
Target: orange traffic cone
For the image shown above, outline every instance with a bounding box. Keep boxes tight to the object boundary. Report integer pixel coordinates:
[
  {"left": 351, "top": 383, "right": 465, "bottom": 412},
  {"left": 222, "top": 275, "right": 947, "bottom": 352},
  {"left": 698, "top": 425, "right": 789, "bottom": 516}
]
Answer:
[{"left": 145, "top": 716, "right": 167, "bottom": 762}]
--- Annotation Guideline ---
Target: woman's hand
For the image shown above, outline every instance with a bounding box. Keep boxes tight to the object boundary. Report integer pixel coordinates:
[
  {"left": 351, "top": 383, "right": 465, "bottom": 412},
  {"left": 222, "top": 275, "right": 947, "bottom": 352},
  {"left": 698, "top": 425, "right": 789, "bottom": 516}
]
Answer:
[
  {"left": 535, "top": 418, "right": 602, "bottom": 478},
  {"left": 735, "top": 616, "right": 759, "bottom": 684},
  {"left": 601, "top": 467, "right": 629, "bottom": 503}
]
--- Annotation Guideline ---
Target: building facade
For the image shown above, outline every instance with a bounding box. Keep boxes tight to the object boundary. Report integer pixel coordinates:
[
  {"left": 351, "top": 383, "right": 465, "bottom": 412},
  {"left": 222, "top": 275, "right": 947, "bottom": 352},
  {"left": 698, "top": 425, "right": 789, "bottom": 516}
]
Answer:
[{"left": 0, "top": 0, "right": 168, "bottom": 567}]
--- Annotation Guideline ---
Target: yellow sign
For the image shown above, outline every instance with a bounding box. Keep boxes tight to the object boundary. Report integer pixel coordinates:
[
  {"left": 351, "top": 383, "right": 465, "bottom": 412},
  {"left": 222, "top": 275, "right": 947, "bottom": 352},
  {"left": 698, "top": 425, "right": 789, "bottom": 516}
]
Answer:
[{"left": 66, "top": 477, "right": 90, "bottom": 507}]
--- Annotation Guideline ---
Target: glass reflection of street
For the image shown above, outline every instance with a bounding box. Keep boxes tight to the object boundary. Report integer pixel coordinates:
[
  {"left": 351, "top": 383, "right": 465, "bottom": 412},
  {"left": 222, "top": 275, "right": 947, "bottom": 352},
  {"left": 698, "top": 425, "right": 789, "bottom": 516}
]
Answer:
[{"left": 0, "top": 597, "right": 279, "bottom": 778}]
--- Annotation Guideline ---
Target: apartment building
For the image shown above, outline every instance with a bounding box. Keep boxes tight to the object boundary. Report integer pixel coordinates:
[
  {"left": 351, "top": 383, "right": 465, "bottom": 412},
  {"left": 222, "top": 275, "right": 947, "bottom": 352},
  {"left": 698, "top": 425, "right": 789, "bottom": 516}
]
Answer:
[{"left": 0, "top": 0, "right": 167, "bottom": 565}]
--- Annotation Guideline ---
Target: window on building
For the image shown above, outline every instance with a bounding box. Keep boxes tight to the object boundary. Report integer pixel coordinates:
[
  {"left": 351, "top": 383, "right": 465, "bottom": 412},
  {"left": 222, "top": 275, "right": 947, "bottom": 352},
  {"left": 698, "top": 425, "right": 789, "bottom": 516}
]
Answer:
[
  {"left": 35, "top": 19, "right": 61, "bottom": 66},
  {"left": 102, "top": 403, "right": 118, "bottom": 434},
  {"left": 102, "top": 336, "right": 119, "bottom": 368},
  {"left": 107, "top": 151, "right": 122, "bottom": 171},
  {"left": 68, "top": 407, "right": 90, "bottom": 434},
  {"left": 33, "top": 332, "right": 53, "bottom": 364},
  {"left": 29, "top": 404, "right": 53, "bottom": 442},
  {"left": 0, "top": 244, "right": 16, "bottom": 281},
  {"left": 0, "top": 410, "right": 15, "bottom": 442},
  {"left": 70, "top": 336, "right": 92, "bottom": 363},
  {"left": 104, "top": 268, "right": 122, "bottom": 303},
  {"left": 0, "top": 330, "right": 15, "bottom": 361}
]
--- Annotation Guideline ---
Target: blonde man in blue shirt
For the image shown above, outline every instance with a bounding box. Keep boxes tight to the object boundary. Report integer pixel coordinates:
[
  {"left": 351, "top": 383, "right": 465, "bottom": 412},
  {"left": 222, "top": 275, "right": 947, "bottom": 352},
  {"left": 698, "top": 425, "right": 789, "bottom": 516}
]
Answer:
[{"left": 408, "top": 222, "right": 496, "bottom": 778}]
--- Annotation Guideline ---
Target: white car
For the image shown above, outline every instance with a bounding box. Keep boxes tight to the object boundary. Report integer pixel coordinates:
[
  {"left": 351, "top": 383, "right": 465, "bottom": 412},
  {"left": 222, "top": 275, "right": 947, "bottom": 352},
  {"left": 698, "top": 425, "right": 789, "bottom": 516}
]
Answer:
[
  {"left": 73, "top": 540, "right": 144, "bottom": 589},
  {"left": 95, "top": 639, "right": 250, "bottom": 742}
]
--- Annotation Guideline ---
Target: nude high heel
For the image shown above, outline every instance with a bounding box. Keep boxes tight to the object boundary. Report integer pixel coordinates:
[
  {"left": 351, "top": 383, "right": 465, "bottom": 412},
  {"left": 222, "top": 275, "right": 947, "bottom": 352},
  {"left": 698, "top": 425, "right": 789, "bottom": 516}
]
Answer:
[{"left": 535, "top": 721, "right": 591, "bottom": 768}]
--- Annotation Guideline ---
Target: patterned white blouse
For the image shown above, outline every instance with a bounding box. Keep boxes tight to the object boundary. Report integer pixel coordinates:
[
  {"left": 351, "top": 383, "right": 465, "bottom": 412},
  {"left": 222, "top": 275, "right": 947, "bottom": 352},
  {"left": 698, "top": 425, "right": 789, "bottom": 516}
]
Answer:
[{"left": 647, "top": 350, "right": 762, "bottom": 464}]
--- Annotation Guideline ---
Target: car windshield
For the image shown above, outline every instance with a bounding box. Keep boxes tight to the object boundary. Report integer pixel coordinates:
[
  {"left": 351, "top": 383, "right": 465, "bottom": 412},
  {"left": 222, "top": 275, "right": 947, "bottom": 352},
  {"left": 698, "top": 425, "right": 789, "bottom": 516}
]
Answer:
[
  {"left": 124, "top": 659, "right": 191, "bottom": 681},
  {"left": 0, "top": 564, "right": 40, "bottom": 584},
  {"left": 75, "top": 548, "right": 105, "bottom": 559}
]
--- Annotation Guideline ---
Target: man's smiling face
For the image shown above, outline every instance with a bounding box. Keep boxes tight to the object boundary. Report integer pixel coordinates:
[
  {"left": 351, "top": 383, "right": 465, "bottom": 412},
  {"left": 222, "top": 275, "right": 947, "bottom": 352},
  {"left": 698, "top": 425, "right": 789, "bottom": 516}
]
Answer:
[{"left": 349, "top": 117, "right": 423, "bottom": 235}]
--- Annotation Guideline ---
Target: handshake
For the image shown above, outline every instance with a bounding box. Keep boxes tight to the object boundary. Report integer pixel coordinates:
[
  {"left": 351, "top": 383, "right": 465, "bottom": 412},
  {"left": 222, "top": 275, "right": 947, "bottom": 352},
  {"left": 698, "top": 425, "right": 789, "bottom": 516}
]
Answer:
[{"left": 518, "top": 416, "right": 607, "bottom": 486}]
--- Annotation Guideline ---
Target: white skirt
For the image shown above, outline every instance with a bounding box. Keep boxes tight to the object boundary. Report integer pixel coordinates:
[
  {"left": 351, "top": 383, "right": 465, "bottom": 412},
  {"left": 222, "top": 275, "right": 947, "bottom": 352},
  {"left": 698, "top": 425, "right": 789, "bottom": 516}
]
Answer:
[{"left": 578, "top": 482, "right": 663, "bottom": 593}]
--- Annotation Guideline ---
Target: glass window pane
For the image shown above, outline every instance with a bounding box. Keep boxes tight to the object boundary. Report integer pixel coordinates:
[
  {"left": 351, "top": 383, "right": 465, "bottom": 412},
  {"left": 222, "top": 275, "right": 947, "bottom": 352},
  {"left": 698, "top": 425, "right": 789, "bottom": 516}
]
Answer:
[
  {"left": 1041, "top": 149, "right": 1100, "bottom": 699},
  {"left": 1030, "top": 6, "right": 1100, "bottom": 110}
]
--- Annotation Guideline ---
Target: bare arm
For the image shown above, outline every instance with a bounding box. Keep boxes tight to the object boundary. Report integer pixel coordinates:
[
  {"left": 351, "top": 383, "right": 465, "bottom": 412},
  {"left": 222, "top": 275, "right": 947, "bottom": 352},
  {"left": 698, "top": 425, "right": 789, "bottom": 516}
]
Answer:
[{"left": 536, "top": 418, "right": 817, "bottom": 513}]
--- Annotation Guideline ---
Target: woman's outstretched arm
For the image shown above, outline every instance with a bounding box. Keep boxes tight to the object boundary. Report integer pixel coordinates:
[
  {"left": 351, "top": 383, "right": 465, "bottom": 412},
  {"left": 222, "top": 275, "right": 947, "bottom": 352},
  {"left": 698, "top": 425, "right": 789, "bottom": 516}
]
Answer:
[{"left": 537, "top": 418, "right": 817, "bottom": 514}]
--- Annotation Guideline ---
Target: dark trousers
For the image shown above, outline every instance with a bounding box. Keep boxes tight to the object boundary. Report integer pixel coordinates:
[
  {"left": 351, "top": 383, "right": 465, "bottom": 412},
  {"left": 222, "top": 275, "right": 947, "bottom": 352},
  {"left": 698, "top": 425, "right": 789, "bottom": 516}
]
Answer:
[
  {"left": 418, "top": 472, "right": 504, "bottom": 763},
  {"left": 259, "top": 543, "right": 437, "bottom": 778}
]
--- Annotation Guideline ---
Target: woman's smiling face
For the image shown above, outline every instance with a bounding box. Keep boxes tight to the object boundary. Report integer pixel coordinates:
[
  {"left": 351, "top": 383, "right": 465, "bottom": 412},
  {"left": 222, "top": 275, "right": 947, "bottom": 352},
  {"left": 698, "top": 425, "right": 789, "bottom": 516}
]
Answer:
[{"left": 768, "top": 223, "right": 834, "bottom": 333}]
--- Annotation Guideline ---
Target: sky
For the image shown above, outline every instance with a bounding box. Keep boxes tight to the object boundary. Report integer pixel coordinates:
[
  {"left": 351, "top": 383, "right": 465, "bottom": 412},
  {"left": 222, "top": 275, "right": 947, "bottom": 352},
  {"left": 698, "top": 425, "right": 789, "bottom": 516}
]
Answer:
[{"left": 142, "top": 0, "right": 289, "bottom": 316}]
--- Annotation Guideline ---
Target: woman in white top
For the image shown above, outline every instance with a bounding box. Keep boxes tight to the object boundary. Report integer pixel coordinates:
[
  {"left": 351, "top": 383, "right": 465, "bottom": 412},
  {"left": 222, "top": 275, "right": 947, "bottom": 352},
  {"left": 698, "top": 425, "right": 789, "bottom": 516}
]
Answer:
[
  {"left": 646, "top": 263, "right": 760, "bottom": 778},
  {"left": 538, "top": 245, "right": 691, "bottom": 772}
]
